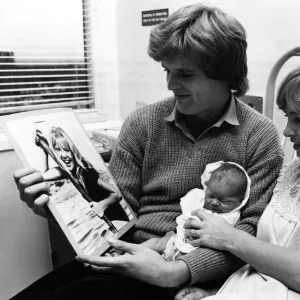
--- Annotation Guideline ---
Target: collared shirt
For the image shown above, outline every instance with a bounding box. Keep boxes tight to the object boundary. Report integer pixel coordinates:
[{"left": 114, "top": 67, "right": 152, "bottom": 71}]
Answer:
[{"left": 164, "top": 95, "right": 240, "bottom": 142}]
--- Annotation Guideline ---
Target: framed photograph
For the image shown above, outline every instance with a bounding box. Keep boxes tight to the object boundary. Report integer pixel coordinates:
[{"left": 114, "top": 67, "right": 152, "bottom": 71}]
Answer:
[{"left": 1, "top": 108, "right": 136, "bottom": 256}]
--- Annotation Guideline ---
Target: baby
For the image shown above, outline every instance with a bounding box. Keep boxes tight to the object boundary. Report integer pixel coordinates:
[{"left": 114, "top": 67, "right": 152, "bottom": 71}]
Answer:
[{"left": 163, "top": 161, "right": 251, "bottom": 260}]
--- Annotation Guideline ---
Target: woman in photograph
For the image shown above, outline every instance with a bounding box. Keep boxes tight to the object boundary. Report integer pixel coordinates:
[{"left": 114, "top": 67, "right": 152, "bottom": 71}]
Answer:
[{"left": 35, "top": 126, "right": 129, "bottom": 224}]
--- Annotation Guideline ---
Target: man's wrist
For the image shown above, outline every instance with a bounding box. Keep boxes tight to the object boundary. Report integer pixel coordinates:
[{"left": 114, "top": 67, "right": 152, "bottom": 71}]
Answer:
[{"left": 167, "top": 259, "right": 191, "bottom": 287}]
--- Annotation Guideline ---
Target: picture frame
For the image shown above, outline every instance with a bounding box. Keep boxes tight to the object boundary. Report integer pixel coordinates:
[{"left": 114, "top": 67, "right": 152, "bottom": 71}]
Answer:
[{"left": 1, "top": 108, "right": 136, "bottom": 257}]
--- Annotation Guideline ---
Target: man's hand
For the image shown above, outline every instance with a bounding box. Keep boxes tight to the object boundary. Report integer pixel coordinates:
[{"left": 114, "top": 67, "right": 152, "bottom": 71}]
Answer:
[
  {"left": 141, "top": 231, "right": 174, "bottom": 254},
  {"left": 76, "top": 238, "right": 191, "bottom": 287},
  {"left": 103, "top": 231, "right": 174, "bottom": 258},
  {"left": 14, "top": 168, "right": 50, "bottom": 218}
]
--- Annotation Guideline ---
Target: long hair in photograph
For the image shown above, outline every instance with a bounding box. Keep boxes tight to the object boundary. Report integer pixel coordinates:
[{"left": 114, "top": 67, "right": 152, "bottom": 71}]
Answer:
[{"left": 49, "top": 126, "right": 110, "bottom": 195}]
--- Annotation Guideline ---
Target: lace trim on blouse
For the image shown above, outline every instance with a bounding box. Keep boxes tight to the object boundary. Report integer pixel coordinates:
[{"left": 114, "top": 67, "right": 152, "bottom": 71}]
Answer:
[{"left": 270, "top": 158, "right": 300, "bottom": 221}]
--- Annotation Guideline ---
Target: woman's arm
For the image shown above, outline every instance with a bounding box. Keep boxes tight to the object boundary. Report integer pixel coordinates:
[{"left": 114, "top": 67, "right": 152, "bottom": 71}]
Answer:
[
  {"left": 35, "top": 130, "right": 66, "bottom": 181},
  {"left": 91, "top": 179, "right": 122, "bottom": 216},
  {"left": 35, "top": 130, "right": 50, "bottom": 173},
  {"left": 96, "top": 178, "right": 121, "bottom": 197},
  {"left": 186, "top": 210, "right": 300, "bottom": 292},
  {"left": 228, "top": 229, "right": 300, "bottom": 292},
  {"left": 91, "top": 194, "right": 119, "bottom": 217}
]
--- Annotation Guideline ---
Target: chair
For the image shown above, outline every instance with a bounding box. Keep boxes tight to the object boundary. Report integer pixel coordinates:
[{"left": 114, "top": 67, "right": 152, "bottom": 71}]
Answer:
[{"left": 264, "top": 47, "right": 300, "bottom": 163}]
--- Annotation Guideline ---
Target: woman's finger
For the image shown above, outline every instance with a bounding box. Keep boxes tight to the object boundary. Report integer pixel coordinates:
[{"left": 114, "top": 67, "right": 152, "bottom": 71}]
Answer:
[
  {"left": 191, "top": 209, "right": 211, "bottom": 220},
  {"left": 188, "top": 238, "right": 204, "bottom": 247},
  {"left": 185, "top": 229, "right": 200, "bottom": 239},
  {"left": 184, "top": 219, "right": 203, "bottom": 230}
]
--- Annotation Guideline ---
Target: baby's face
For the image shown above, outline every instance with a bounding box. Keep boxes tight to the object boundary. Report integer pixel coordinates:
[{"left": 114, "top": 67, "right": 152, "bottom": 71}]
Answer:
[{"left": 204, "top": 179, "right": 242, "bottom": 213}]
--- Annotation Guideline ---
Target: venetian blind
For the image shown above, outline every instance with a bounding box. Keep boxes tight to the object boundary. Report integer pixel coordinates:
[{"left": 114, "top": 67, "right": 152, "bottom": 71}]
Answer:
[{"left": 0, "top": 0, "right": 94, "bottom": 115}]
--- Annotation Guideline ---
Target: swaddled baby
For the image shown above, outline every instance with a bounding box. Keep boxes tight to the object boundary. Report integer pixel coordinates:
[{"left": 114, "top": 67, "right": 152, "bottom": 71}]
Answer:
[{"left": 163, "top": 161, "right": 251, "bottom": 260}]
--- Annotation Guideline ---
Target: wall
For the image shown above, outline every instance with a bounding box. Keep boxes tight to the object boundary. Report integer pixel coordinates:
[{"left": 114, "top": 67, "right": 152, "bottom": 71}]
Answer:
[
  {"left": 0, "top": 150, "right": 52, "bottom": 299},
  {"left": 90, "top": 0, "right": 120, "bottom": 119},
  {"left": 93, "top": 0, "right": 300, "bottom": 139}
]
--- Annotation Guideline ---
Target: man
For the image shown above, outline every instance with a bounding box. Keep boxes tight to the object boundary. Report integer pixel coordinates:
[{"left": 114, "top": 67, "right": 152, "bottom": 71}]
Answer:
[{"left": 12, "top": 3, "right": 283, "bottom": 299}]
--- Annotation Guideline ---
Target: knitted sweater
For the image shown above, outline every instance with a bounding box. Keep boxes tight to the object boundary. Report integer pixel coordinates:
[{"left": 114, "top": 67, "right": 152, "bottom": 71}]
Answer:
[{"left": 109, "top": 97, "right": 284, "bottom": 284}]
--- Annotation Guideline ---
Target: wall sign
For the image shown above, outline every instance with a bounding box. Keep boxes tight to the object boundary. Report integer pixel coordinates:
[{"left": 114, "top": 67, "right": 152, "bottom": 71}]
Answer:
[{"left": 142, "top": 9, "right": 169, "bottom": 26}]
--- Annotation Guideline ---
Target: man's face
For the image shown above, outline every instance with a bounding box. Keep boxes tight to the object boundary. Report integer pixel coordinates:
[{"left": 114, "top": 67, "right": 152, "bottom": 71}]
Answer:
[{"left": 161, "top": 56, "right": 229, "bottom": 118}]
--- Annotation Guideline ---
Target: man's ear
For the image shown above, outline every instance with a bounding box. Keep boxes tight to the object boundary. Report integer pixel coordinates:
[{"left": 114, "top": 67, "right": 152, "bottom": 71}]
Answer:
[{"left": 204, "top": 180, "right": 209, "bottom": 186}]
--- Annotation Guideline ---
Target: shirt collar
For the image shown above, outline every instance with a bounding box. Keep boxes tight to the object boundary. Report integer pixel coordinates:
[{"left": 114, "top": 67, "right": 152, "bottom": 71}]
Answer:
[
  {"left": 164, "top": 94, "right": 240, "bottom": 127},
  {"left": 214, "top": 94, "right": 239, "bottom": 127}
]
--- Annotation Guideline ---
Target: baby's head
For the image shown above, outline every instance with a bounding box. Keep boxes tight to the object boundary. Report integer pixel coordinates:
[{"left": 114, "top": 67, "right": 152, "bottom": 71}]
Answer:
[{"left": 204, "top": 163, "right": 248, "bottom": 213}]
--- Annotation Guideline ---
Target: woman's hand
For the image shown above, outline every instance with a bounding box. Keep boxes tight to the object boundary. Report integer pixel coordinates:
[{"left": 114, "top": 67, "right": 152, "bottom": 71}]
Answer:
[
  {"left": 184, "top": 209, "right": 238, "bottom": 251},
  {"left": 13, "top": 168, "right": 50, "bottom": 218},
  {"left": 35, "top": 129, "right": 49, "bottom": 149},
  {"left": 90, "top": 201, "right": 105, "bottom": 217}
]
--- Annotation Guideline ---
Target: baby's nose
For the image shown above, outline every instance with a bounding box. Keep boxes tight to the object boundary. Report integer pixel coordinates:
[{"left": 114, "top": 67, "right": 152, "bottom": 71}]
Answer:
[{"left": 211, "top": 200, "right": 220, "bottom": 207}]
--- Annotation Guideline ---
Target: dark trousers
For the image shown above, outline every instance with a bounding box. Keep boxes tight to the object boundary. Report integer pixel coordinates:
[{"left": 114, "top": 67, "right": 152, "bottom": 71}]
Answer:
[{"left": 10, "top": 259, "right": 174, "bottom": 300}]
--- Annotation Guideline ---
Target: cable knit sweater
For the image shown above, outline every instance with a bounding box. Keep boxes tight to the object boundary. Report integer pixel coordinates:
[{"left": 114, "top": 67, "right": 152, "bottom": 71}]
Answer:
[{"left": 109, "top": 97, "right": 284, "bottom": 284}]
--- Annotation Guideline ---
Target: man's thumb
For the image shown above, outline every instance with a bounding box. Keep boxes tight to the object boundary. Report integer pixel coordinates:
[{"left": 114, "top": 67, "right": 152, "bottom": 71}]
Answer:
[{"left": 108, "top": 238, "right": 140, "bottom": 254}]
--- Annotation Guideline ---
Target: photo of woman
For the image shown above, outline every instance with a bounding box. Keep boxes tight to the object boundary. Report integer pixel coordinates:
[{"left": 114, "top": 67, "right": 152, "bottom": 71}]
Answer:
[
  {"left": 35, "top": 127, "right": 129, "bottom": 228},
  {"left": 1, "top": 109, "right": 136, "bottom": 257}
]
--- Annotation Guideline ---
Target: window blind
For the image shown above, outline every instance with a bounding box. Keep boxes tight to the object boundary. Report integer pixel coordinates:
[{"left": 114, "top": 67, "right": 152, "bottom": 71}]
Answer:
[{"left": 0, "top": 0, "right": 94, "bottom": 115}]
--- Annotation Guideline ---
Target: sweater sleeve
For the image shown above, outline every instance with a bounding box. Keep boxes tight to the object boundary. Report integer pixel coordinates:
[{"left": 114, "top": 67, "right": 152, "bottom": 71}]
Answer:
[
  {"left": 108, "top": 112, "right": 147, "bottom": 214},
  {"left": 178, "top": 120, "right": 284, "bottom": 284}
]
